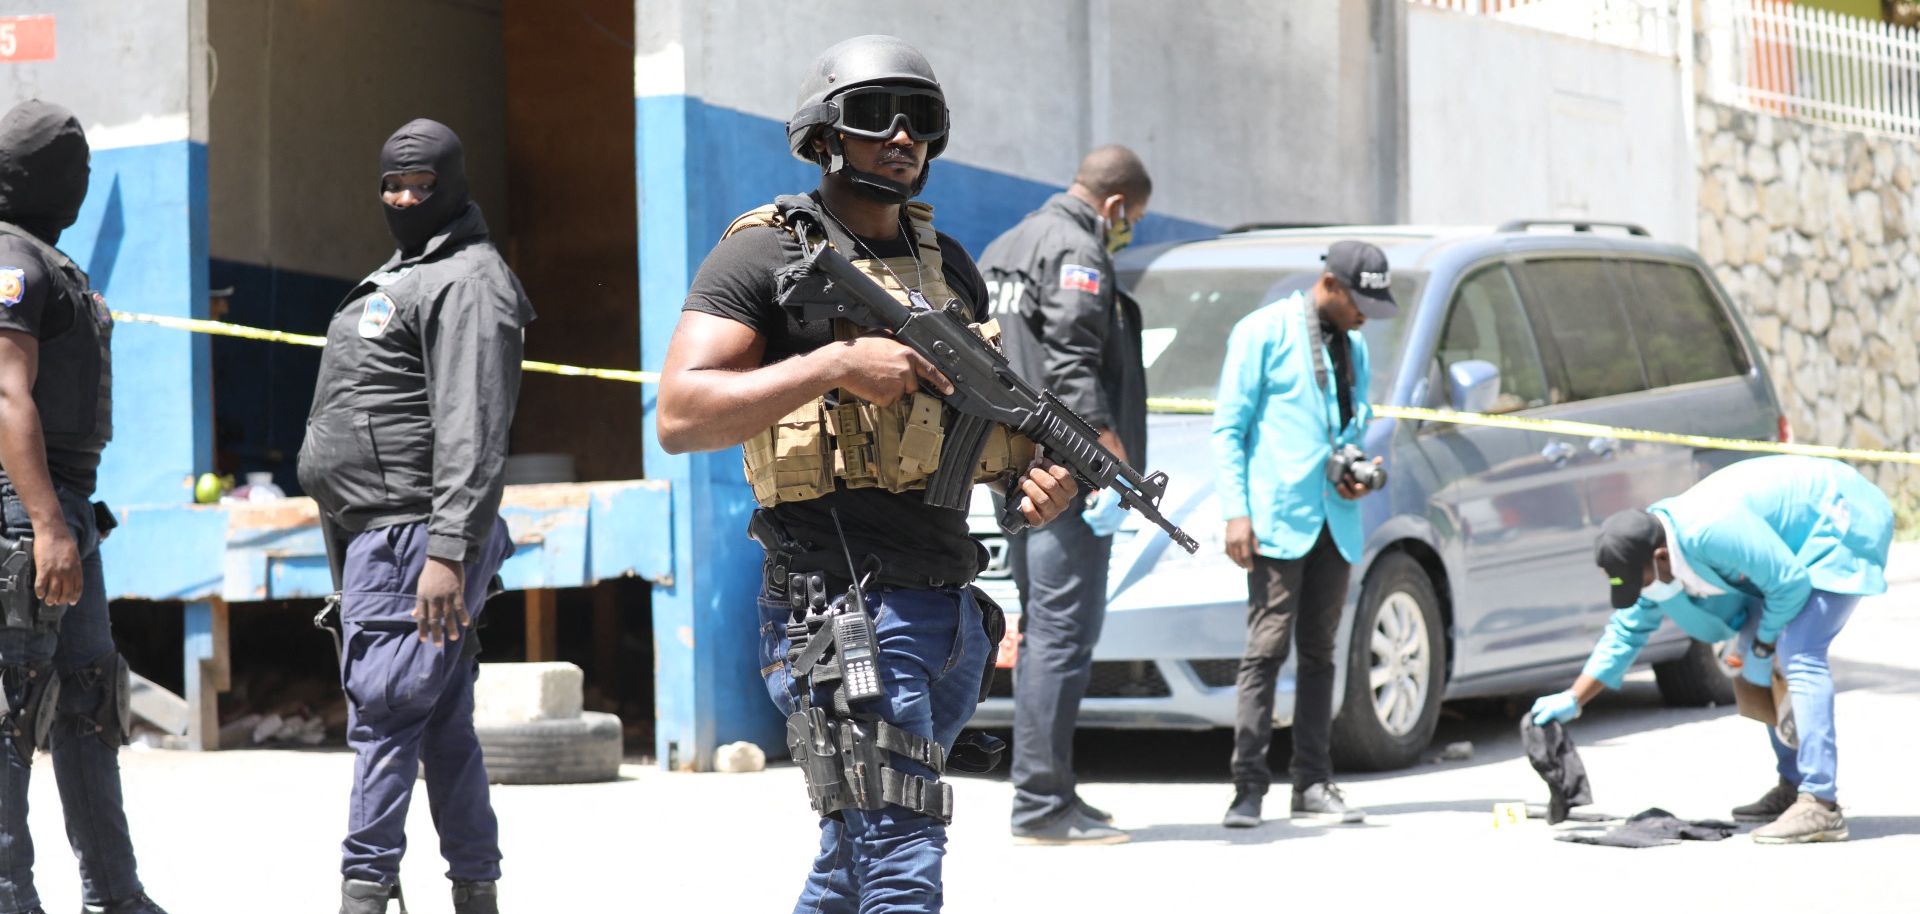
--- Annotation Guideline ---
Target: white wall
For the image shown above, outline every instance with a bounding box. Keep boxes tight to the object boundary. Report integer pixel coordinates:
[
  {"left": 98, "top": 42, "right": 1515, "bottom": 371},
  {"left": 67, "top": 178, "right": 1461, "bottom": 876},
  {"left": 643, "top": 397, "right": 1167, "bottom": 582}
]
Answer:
[
  {"left": 207, "top": 0, "right": 510, "bottom": 279},
  {"left": 639, "top": 0, "right": 1408, "bottom": 227},
  {"left": 1406, "top": 4, "right": 1693, "bottom": 242},
  {"left": 0, "top": 0, "right": 202, "bottom": 148}
]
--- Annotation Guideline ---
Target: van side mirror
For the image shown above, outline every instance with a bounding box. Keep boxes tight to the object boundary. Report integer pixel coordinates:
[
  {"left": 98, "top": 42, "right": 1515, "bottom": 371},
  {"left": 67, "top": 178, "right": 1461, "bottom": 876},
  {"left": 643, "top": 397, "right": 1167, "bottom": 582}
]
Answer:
[{"left": 1447, "top": 360, "right": 1501, "bottom": 414}]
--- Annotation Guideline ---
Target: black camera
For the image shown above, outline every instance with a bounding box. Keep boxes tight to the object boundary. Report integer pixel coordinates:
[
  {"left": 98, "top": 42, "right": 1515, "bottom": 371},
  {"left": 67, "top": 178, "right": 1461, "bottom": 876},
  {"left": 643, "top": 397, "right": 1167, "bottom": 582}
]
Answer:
[{"left": 1326, "top": 444, "right": 1387, "bottom": 491}]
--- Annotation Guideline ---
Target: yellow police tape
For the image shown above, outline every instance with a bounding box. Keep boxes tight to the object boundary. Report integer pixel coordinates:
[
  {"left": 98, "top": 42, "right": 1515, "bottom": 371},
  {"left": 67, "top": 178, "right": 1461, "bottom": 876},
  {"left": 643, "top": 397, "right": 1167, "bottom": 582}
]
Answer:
[
  {"left": 1146, "top": 396, "right": 1920, "bottom": 466},
  {"left": 111, "top": 310, "right": 1917, "bottom": 465},
  {"left": 110, "top": 310, "right": 661, "bottom": 385}
]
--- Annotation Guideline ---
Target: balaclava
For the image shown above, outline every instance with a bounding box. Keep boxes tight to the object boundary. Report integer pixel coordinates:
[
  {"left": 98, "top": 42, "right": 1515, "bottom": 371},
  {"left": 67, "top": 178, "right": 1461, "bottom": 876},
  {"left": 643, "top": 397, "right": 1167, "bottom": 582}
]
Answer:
[
  {"left": 0, "top": 99, "right": 91, "bottom": 245},
  {"left": 379, "top": 118, "right": 470, "bottom": 255}
]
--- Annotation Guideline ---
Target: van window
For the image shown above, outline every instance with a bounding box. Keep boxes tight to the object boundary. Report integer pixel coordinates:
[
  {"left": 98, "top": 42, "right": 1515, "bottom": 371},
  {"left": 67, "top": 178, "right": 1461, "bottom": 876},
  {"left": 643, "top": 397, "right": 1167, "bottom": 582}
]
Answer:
[
  {"left": 1514, "top": 258, "right": 1649, "bottom": 402},
  {"left": 1434, "top": 266, "right": 1550, "bottom": 414},
  {"left": 1620, "top": 260, "right": 1749, "bottom": 387},
  {"left": 1125, "top": 268, "right": 1425, "bottom": 406}
]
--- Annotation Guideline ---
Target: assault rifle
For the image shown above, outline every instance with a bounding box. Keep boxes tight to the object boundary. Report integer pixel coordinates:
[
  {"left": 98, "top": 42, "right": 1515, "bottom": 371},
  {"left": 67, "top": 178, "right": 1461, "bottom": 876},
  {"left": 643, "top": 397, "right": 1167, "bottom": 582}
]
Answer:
[{"left": 772, "top": 196, "right": 1199, "bottom": 554}]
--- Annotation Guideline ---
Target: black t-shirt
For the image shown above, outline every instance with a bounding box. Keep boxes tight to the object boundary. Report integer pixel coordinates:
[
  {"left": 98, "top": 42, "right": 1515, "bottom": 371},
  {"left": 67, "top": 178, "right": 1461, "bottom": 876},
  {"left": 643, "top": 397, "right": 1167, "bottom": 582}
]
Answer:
[
  {"left": 683, "top": 204, "right": 992, "bottom": 584},
  {"left": 0, "top": 236, "right": 86, "bottom": 495},
  {"left": 0, "top": 237, "right": 68, "bottom": 339}
]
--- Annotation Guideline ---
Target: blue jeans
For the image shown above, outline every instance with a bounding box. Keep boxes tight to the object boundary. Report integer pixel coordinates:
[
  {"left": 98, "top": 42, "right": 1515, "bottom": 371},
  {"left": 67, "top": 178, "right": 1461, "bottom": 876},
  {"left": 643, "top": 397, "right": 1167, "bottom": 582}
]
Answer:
[
  {"left": 1763, "top": 589, "right": 1858, "bottom": 802},
  {"left": 759, "top": 586, "right": 989, "bottom": 914},
  {"left": 340, "top": 519, "right": 513, "bottom": 885},
  {"left": 0, "top": 488, "right": 142, "bottom": 912}
]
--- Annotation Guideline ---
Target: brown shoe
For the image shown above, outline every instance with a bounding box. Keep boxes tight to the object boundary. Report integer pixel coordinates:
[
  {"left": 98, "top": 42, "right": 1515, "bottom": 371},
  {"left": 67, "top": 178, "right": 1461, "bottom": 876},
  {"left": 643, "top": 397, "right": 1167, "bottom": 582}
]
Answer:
[{"left": 1751, "top": 793, "right": 1848, "bottom": 844}]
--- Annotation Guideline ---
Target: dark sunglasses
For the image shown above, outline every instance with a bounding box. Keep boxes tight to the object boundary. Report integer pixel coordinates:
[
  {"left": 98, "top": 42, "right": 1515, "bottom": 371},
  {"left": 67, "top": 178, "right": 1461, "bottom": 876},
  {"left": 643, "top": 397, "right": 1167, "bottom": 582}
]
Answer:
[{"left": 832, "top": 86, "right": 948, "bottom": 142}]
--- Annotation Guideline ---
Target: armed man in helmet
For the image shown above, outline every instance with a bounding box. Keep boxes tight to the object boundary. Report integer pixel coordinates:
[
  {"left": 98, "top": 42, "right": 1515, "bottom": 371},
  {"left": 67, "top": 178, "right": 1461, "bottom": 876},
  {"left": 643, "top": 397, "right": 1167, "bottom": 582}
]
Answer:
[
  {"left": 0, "top": 100, "right": 169, "bottom": 914},
  {"left": 657, "top": 35, "right": 1076, "bottom": 912}
]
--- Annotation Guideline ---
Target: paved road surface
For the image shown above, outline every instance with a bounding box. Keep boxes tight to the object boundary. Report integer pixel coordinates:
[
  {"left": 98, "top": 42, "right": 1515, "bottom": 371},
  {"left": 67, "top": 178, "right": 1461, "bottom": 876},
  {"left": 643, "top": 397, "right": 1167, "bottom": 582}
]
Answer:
[{"left": 17, "top": 581, "right": 1919, "bottom": 912}]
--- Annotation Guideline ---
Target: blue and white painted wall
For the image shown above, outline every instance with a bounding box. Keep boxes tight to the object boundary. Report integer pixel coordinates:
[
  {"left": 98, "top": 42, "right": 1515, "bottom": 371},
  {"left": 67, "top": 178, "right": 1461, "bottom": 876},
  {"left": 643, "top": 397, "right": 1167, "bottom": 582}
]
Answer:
[{"left": 0, "top": 0, "right": 211, "bottom": 510}]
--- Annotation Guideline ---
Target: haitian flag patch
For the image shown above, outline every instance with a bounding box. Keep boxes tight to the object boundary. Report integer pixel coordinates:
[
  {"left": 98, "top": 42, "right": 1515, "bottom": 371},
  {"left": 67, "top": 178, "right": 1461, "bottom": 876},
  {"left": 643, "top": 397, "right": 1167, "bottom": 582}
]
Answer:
[
  {"left": 1059, "top": 263, "right": 1101, "bottom": 295},
  {"left": 0, "top": 268, "right": 24, "bottom": 307}
]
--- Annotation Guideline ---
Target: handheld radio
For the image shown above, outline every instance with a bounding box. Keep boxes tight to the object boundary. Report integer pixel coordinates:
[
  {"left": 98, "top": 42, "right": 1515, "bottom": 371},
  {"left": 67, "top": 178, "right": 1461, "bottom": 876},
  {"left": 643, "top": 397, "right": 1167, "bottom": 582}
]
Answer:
[{"left": 828, "top": 509, "right": 885, "bottom": 703}]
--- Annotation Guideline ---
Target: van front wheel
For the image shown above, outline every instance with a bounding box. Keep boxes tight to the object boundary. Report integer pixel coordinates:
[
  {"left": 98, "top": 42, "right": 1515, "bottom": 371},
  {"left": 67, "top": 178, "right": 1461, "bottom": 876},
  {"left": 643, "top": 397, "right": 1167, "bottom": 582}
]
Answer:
[{"left": 1331, "top": 553, "right": 1446, "bottom": 772}]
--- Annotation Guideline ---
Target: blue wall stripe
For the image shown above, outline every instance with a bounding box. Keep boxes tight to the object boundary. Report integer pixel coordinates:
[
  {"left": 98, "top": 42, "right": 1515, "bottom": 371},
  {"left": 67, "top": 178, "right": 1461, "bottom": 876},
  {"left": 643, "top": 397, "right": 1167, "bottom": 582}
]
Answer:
[{"left": 57, "top": 139, "right": 211, "bottom": 507}]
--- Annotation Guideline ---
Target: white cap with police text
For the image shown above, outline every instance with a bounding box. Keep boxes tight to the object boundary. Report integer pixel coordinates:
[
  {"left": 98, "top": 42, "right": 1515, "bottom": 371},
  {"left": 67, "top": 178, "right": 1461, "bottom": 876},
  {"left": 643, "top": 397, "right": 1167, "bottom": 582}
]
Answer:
[{"left": 1322, "top": 240, "right": 1398, "bottom": 319}]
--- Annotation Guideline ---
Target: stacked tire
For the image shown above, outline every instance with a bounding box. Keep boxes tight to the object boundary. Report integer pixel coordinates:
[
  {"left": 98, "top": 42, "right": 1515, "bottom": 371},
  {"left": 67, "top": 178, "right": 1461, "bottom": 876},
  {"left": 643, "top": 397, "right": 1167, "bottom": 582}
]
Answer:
[{"left": 471, "top": 662, "right": 622, "bottom": 785}]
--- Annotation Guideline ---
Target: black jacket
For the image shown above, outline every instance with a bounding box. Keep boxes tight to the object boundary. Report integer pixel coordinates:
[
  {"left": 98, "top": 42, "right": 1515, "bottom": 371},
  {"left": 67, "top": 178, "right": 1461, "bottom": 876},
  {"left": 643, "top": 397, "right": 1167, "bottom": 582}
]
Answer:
[
  {"left": 977, "top": 193, "right": 1147, "bottom": 464},
  {"left": 297, "top": 203, "right": 536, "bottom": 563}
]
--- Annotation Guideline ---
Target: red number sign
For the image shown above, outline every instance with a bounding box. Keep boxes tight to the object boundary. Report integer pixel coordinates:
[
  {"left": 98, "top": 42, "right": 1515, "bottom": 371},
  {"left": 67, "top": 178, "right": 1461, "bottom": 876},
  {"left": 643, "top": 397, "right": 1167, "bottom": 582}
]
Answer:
[{"left": 0, "top": 16, "right": 55, "bottom": 63}]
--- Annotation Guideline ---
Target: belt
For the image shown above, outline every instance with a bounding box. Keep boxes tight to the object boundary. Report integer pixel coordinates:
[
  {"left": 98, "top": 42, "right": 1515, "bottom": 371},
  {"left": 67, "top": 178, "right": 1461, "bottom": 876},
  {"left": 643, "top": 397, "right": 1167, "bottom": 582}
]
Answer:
[{"left": 761, "top": 555, "right": 957, "bottom": 603}]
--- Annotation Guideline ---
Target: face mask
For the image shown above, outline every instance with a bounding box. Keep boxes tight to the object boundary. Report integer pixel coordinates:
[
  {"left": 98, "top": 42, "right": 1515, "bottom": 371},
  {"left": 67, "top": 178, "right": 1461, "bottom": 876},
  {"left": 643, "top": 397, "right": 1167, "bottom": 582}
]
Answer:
[
  {"left": 379, "top": 119, "right": 471, "bottom": 255},
  {"left": 1642, "top": 577, "right": 1683, "bottom": 603},
  {"left": 1105, "top": 206, "right": 1128, "bottom": 251}
]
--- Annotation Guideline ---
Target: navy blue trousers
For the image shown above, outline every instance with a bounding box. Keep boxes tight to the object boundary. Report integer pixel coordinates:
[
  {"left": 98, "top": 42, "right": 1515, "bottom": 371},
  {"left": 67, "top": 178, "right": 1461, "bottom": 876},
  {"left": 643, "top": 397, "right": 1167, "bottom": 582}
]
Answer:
[{"left": 339, "top": 518, "right": 512, "bottom": 885}]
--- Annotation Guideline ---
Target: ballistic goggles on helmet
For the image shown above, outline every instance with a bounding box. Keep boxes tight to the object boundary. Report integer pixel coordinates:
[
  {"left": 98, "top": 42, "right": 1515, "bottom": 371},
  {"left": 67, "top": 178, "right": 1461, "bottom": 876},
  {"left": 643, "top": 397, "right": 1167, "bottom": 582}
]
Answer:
[{"left": 828, "top": 86, "right": 948, "bottom": 142}]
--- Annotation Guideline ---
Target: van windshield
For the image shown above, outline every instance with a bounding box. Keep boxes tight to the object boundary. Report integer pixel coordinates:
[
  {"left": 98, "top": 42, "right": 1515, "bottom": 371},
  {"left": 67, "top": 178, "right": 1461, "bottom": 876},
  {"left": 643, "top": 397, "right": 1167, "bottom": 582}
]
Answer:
[{"left": 1123, "top": 267, "right": 1423, "bottom": 408}]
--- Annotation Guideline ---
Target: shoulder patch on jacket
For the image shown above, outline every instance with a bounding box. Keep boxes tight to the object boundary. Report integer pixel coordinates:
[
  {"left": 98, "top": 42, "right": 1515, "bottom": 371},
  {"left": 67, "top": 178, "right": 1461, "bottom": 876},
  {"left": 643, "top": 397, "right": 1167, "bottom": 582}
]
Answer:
[
  {"left": 1059, "top": 263, "right": 1101, "bottom": 295},
  {"left": 0, "top": 268, "right": 24, "bottom": 307},
  {"left": 357, "top": 294, "right": 396, "bottom": 338}
]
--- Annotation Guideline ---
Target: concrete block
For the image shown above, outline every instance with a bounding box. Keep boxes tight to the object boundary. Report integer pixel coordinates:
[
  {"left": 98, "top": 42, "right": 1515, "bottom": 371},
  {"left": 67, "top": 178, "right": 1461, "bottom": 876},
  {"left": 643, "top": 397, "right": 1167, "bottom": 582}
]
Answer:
[
  {"left": 475, "top": 662, "right": 584, "bottom": 723},
  {"left": 714, "top": 741, "right": 767, "bottom": 773}
]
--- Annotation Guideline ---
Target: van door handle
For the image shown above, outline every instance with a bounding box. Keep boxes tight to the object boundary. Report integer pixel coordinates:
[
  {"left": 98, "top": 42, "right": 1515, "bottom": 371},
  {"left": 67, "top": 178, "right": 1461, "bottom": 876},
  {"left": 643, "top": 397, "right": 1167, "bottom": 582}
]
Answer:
[
  {"left": 1588, "top": 436, "right": 1618, "bottom": 457},
  {"left": 1541, "top": 440, "right": 1576, "bottom": 466}
]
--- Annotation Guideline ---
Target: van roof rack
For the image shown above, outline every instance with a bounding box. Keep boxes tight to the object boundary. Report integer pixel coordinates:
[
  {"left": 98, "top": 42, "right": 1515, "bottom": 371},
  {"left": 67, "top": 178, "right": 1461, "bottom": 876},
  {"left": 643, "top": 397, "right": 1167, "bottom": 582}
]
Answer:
[
  {"left": 1497, "top": 219, "right": 1650, "bottom": 237},
  {"left": 1221, "top": 221, "right": 1334, "bottom": 234}
]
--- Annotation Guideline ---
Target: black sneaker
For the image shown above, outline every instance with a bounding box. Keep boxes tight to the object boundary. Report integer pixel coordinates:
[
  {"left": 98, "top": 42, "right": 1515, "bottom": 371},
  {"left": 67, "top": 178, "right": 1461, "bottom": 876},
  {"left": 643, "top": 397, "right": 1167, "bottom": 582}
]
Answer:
[
  {"left": 1073, "top": 794, "right": 1114, "bottom": 825},
  {"left": 84, "top": 895, "right": 170, "bottom": 914},
  {"left": 1223, "top": 786, "right": 1264, "bottom": 828},
  {"left": 1292, "top": 782, "right": 1366, "bottom": 824},
  {"left": 1012, "top": 810, "right": 1131, "bottom": 846},
  {"left": 1732, "top": 777, "right": 1799, "bottom": 823}
]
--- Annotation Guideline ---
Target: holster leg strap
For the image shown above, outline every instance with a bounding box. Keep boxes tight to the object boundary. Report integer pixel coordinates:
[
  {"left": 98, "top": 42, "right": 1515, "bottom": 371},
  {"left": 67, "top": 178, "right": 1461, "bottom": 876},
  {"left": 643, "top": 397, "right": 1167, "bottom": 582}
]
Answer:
[
  {"left": 872, "top": 720, "right": 946, "bottom": 775},
  {"left": 880, "top": 767, "right": 955, "bottom": 824}
]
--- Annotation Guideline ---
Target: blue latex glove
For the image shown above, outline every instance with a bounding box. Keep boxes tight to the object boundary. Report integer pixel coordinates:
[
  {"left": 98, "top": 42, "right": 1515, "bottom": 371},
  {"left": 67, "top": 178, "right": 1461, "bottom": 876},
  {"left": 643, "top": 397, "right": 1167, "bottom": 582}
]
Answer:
[
  {"left": 1740, "top": 647, "right": 1775, "bottom": 688},
  {"left": 1529, "top": 691, "right": 1581, "bottom": 726},
  {"left": 1082, "top": 489, "right": 1128, "bottom": 537}
]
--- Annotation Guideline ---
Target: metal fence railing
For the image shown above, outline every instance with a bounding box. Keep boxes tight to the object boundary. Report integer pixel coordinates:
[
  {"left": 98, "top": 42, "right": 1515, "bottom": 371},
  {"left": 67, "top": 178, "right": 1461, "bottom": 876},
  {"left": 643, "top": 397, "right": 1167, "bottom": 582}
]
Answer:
[
  {"left": 1707, "top": 0, "right": 1920, "bottom": 138},
  {"left": 1409, "top": 0, "right": 1680, "bottom": 57}
]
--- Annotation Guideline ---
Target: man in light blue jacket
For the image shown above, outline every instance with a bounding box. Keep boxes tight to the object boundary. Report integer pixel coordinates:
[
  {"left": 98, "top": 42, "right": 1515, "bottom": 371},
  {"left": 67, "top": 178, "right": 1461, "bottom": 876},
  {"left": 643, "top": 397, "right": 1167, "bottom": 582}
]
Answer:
[
  {"left": 1212, "top": 240, "right": 1393, "bottom": 828},
  {"left": 1532, "top": 455, "right": 1892, "bottom": 844}
]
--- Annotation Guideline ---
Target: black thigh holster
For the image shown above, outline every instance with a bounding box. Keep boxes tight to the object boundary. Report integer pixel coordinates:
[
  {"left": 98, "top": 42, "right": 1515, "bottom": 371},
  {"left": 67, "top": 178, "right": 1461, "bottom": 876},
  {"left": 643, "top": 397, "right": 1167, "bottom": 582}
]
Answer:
[
  {"left": 0, "top": 535, "right": 64, "bottom": 635},
  {"left": 781, "top": 570, "right": 956, "bottom": 824}
]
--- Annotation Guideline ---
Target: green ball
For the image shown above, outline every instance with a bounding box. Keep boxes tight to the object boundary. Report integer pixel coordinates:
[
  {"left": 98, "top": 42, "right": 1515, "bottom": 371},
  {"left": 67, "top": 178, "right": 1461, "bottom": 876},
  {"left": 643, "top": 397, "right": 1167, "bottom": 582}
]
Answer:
[{"left": 194, "top": 473, "right": 223, "bottom": 504}]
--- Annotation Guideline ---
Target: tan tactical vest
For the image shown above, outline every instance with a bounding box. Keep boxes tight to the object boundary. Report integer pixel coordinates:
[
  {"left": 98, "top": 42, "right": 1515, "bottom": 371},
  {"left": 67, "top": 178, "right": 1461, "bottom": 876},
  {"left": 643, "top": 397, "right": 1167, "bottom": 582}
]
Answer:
[{"left": 728, "top": 201, "right": 1034, "bottom": 507}]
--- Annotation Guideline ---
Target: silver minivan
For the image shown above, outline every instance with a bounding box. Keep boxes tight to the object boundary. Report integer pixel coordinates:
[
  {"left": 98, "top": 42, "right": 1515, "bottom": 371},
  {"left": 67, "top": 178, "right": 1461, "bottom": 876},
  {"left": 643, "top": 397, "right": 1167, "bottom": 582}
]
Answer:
[{"left": 967, "top": 221, "right": 1786, "bottom": 771}]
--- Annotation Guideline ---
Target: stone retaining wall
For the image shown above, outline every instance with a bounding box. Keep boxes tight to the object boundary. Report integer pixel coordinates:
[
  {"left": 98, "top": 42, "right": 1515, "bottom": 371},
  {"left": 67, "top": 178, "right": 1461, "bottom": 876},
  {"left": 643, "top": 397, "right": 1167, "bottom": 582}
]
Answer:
[{"left": 1695, "top": 100, "right": 1920, "bottom": 501}]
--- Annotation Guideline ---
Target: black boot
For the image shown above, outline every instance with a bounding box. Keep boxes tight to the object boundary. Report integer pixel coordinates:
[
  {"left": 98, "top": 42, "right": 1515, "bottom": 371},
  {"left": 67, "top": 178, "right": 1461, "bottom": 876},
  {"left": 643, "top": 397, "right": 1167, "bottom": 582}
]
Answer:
[
  {"left": 340, "top": 879, "right": 406, "bottom": 914},
  {"left": 82, "top": 893, "right": 170, "bottom": 914},
  {"left": 452, "top": 880, "right": 498, "bottom": 914}
]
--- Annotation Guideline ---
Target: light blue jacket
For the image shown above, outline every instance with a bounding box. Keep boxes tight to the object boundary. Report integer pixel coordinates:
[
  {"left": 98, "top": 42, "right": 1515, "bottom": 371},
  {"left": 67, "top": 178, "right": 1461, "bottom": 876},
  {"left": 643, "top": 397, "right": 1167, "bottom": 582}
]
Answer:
[
  {"left": 1581, "top": 456, "right": 1892, "bottom": 688},
  {"left": 1211, "top": 291, "right": 1373, "bottom": 563}
]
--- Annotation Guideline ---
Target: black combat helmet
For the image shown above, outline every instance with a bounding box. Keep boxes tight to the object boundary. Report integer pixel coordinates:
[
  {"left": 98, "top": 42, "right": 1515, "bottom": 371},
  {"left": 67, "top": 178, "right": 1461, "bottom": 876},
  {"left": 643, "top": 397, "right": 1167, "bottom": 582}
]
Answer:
[{"left": 785, "top": 35, "right": 948, "bottom": 202}]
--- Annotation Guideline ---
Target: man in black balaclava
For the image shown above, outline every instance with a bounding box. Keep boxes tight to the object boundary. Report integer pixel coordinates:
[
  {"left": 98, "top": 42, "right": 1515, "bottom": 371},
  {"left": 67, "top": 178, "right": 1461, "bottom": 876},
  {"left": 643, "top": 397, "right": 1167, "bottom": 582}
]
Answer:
[
  {"left": 378, "top": 118, "right": 470, "bottom": 256},
  {"left": 0, "top": 99, "right": 171, "bottom": 914},
  {"left": 298, "top": 118, "right": 534, "bottom": 914}
]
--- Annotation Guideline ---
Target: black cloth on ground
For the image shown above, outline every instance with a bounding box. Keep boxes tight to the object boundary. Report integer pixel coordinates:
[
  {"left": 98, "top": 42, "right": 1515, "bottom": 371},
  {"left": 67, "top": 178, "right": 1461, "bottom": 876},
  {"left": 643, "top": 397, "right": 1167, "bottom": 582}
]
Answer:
[
  {"left": 1521, "top": 718, "right": 1593, "bottom": 824},
  {"left": 1558, "top": 808, "right": 1738, "bottom": 848}
]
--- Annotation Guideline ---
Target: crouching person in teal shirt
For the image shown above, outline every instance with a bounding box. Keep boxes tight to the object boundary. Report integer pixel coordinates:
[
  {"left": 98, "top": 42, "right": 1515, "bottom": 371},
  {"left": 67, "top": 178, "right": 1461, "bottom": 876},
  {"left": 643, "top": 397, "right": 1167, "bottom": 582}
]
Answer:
[{"left": 1530, "top": 455, "right": 1892, "bottom": 844}]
